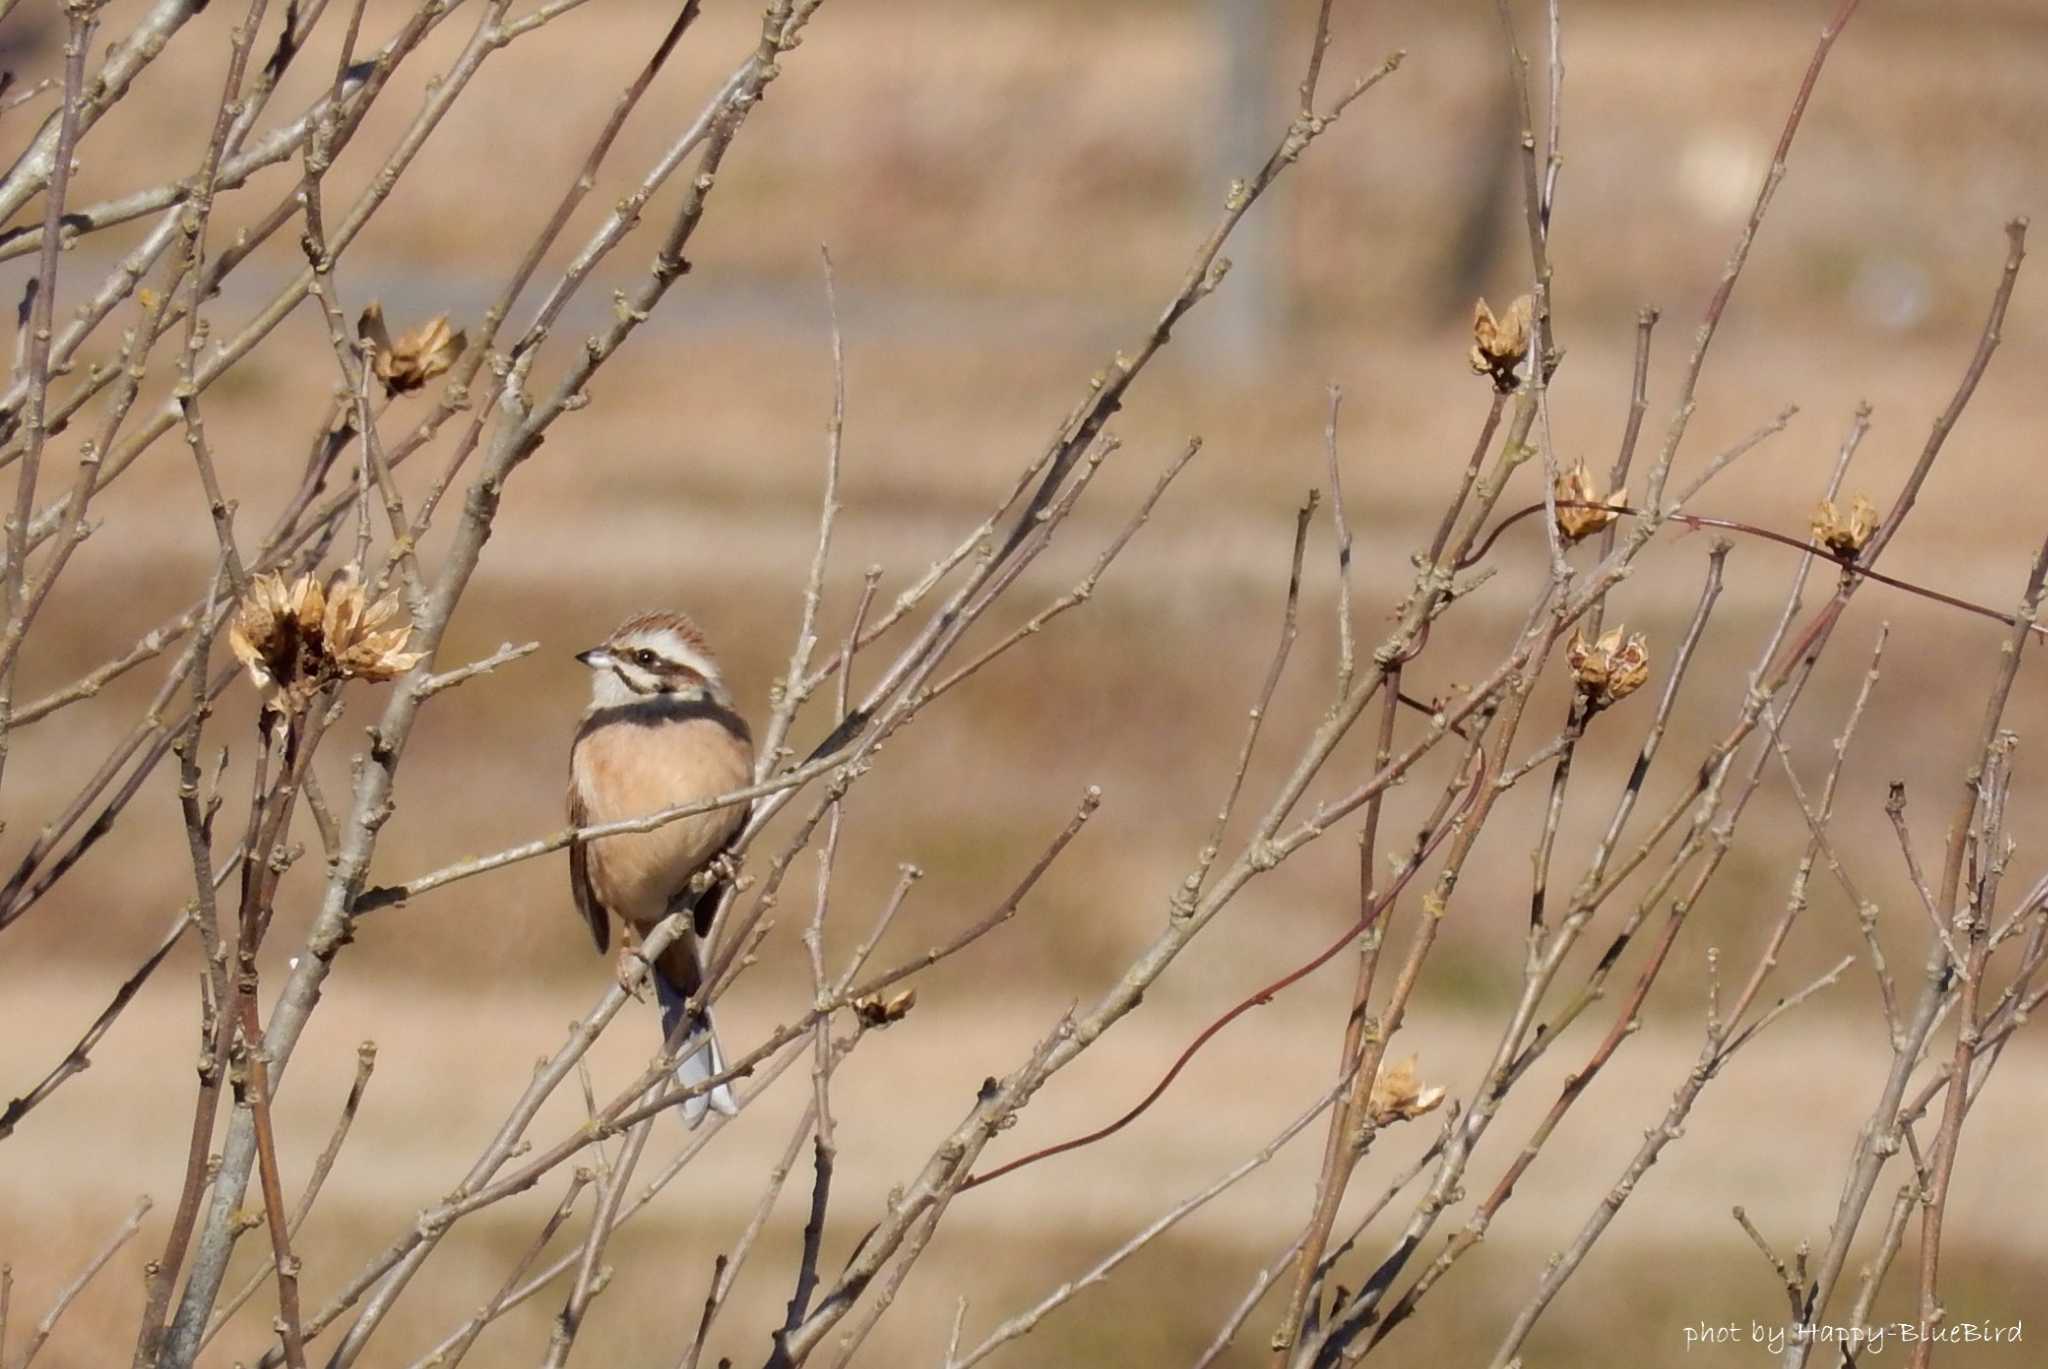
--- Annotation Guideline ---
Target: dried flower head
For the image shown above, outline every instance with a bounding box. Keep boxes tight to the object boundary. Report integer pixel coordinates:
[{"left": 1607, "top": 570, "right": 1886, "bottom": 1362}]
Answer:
[
  {"left": 228, "top": 568, "right": 423, "bottom": 708},
  {"left": 1810, "top": 494, "right": 1879, "bottom": 558},
  {"left": 852, "top": 988, "right": 917, "bottom": 1029},
  {"left": 228, "top": 572, "right": 326, "bottom": 705},
  {"left": 1566, "top": 625, "right": 1651, "bottom": 710},
  {"left": 1553, "top": 460, "right": 1626, "bottom": 543},
  {"left": 1367, "top": 1055, "right": 1446, "bottom": 1126},
  {"left": 1469, "top": 294, "right": 1533, "bottom": 392},
  {"left": 321, "top": 569, "right": 425, "bottom": 682},
  {"left": 359, "top": 301, "right": 466, "bottom": 397}
]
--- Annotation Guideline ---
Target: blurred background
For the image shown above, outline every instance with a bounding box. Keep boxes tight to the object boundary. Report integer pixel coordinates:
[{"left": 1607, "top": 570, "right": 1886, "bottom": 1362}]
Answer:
[{"left": 4, "top": 0, "right": 2047, "bottom": 1364}]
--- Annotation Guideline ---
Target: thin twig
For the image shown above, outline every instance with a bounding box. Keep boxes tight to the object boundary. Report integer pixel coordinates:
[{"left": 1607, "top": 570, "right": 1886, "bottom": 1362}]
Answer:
[
  {"left": 687, "top": 1103, "right": 818, "bottom": 1369},
  {"left": 1909, "top": 557, "right": 2045, "bottom": 1364},
  {"left": 0, "top": 0, "right": 96, "bottom": 794},
  {"left": 1194, "top": 492, "right": 1316, "bottom": 895},
  {"left": 1323, "top": 386, "right": 1357, "bottom": 695},
  {"left": 13, "top": 1195, "right": 151, "bottom": 1369},
  {"left": 1640, "top": 0, "right": 1865, "bottom": 512},
  {"left": 410, "top": 641, "right": 539, "bottom": 700},
  {"left": 405, "top": 1049, "right": 809, "bottom": 1369},
  {"left": 758, "top": 242, "right": 848, "bottom": 773},
  {"left": 0, "top": 909, "right": 193, "bottom": 1140},
  {"left": 542, "top": 1087, "right": 658, "bottom": 1369},
  {"left": 1733, "top": 1207, "right": 1804, "bottom": 1314},
  {"left": 202, "top": 1042, "right": 379, "bottom": 1348},
  {"left": 947, "top": 1083, "right": 1344, "bottom": 1369},
  {"left": 417, "top": 1172, "right": 591, "bottom": 1369},
  {"left": 966, "top": 758, "right": 1480, "bottom": 1197},
  {"left": 1484, "top": 956, "right": 1853, "bottom": 1369},
  {"left": 1786, "top": 221, "right": 2032, "bottom": 1369}
]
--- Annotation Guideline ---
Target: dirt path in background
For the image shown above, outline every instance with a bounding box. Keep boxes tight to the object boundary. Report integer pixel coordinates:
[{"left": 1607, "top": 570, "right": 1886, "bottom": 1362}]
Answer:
[{"left": 9, "top": 966, "right": 2044, "bottom": 1259}]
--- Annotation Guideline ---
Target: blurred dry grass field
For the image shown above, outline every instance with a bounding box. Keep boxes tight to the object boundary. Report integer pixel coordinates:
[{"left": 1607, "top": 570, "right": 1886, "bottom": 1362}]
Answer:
[{"left": 4, "top": 0, "right": 2048, "bottom": 1364}]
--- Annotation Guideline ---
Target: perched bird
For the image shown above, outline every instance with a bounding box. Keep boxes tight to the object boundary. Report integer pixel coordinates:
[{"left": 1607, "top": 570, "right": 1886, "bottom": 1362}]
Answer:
[{"left": 569, "top": 611, "right": 752, "bottom": 1125}]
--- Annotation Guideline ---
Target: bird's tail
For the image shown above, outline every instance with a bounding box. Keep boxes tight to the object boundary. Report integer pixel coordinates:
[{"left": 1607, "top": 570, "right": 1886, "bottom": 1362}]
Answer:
[{"left": 653, "top": 968, "right": 741, "bottom": 1127}]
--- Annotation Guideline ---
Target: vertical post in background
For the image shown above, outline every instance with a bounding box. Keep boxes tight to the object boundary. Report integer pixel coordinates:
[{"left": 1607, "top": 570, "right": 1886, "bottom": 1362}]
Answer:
[{"left": 1206, "top": 0, "right": 1284, "bottom": 374}]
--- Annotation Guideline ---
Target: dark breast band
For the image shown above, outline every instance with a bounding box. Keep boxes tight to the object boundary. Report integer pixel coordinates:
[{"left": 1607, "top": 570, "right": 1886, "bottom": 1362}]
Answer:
[{"left": 575, "top": 696, "right": 753, "bottom": 750}]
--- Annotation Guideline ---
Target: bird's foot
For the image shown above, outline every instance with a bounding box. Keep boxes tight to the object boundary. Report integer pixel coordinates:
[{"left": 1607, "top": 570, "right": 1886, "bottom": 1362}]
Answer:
[
  {"left": 615, "top": 944, "right": 652, "bottom": 1000},
  {"left": 689, "top": 849, "right": 743, "bottom": 894}
]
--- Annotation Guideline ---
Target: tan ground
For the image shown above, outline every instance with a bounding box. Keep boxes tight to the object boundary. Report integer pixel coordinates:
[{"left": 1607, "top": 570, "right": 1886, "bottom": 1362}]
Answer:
[
  {"left": 4, "top": 0, "right": 2048, "bottom": 1365},
  {"left": 10, "top": 966, "right": 2048, "bottom": 1367}
]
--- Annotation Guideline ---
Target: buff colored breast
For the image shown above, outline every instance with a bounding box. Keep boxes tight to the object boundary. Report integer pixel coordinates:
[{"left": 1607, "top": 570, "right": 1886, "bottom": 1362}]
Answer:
[{"left": 571, "top": 714, "right": 752, "bottom": 930}]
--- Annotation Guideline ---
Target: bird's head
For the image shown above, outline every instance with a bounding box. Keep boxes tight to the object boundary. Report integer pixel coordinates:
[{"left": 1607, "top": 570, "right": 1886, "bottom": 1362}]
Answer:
[{"left": 577, "top": 611, "right": 730, "bottom": 710}]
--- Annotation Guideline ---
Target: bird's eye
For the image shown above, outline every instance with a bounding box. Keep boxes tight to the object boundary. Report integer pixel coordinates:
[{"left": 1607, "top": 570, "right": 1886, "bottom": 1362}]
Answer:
[{"left": 635, "top": 649, "right": 657, "bottom": 667}]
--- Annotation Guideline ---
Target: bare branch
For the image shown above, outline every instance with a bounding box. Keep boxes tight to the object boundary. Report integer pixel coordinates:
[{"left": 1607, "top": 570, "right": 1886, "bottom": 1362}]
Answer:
[
  {"left": 13, "top": 1195, "right": 151, "bottom": 1369},
  {"left": 947, "top": 1083, "right": 1343, "bottom": 1369}
]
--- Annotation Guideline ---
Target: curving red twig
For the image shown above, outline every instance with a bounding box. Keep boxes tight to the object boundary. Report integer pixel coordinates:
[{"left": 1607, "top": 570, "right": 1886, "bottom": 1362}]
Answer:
[
  {"left": 1462, "top": 501, "right": 2048, "bottom": 638},
  {"left": 960, "top": 758, "right": 1487, "bottom": 1194}
]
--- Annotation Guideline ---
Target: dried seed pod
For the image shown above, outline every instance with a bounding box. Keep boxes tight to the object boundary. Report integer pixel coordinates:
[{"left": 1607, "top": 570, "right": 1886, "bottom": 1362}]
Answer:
[
  {"left": 1367, "top": 1055, "right": 1446, "bottom": 1125},
  {"left": 852, "top": 988, "right": 917, "bottom": 1028},
  {"left": 321, "top": 569, "right": 424, "bottom": 683},
  {"left": 228, "top": 572, "right": 327, "bottom": 707},
  {"left": 1566, "top": 624, "right": 1650, "bottom": 711},
  {"left": 359, "top": 301, "right": 466, "bottom": 397},
  {"left": 1469, "top": 294, "right": 1533, "bottom": 392},
  {"left": 228, "top": 568, "right": 423, "bottom": 708},
  {"left": 1554, "top": 459, "right": 1626, "bottom": 543},
  {"left": 1810, "top": 494, "right": 1879, "bottom": 558}
]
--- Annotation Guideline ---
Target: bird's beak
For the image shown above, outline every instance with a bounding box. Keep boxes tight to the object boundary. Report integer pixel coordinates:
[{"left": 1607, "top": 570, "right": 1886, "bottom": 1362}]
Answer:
[{"left": 575, "top": 647, "right": 611, "bottom": 668}]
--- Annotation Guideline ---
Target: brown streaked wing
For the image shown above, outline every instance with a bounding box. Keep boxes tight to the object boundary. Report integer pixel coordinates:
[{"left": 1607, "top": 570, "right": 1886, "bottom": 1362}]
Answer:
[{"left": 567, "top": 784, "right": 610, "bottom": 953}]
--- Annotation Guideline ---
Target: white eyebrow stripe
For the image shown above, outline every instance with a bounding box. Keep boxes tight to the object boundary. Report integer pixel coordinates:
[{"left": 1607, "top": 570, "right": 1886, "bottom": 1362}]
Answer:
[
  {"left": 672, "top": 644, "right": 721, "bottom": 681},
  {"left": 630, "top": 629, "right": 721, "bottom": 684}
]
